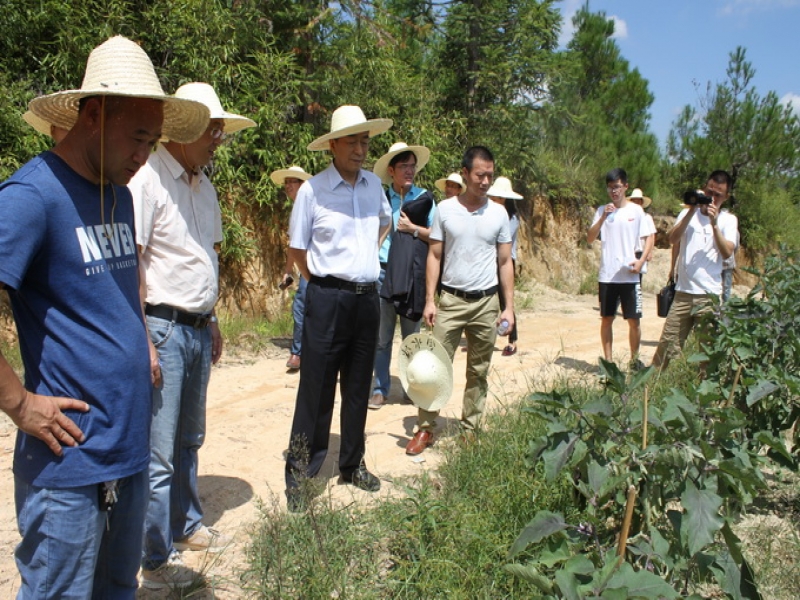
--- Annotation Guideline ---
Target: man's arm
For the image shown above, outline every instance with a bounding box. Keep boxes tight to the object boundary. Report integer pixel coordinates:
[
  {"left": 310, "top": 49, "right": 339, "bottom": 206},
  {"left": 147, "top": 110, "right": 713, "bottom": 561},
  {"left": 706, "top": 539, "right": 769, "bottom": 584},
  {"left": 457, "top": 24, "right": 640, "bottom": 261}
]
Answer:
[
  {"left": 289, "top": 248, "right": 311, "bottom": 282},
  {"left": 707, "top": 204, "right": 735, "bottom": 259},
  {"left": 587, "top": 205, "right": 612, "bottom": 244},
  {"left": 497, "top": 242, "right": 515, "bottom": 331},
  {"left": 138, "top": 245, "right": 162, "bottom": 388},
  {"left": 668, "top": 207, "right": 696, "bottom": 246},
  {"left": 0, "top": 350, "right": 88, "bottom": 456},
  {"left": 422, "top": 240, "right": 443, "bottom": 328}
]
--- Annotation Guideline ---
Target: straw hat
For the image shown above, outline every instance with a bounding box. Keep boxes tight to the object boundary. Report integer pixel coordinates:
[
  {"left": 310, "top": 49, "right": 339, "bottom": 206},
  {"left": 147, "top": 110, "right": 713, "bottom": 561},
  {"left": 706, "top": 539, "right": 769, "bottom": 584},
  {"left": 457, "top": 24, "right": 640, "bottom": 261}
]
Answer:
[
  {"left": 434, "top": 172, "right": 466, "bottom": 195},
  {"left": 372, "top": 142, "right": 430, "bottom": 184},
  {"left": 270, "top": 165, "right": 312, "bottom": 186},
  {"left": 398, "top": 334, "right": 453, "bottom": 412},
  {"left": 628, "top": 188, "right": 652, "bottom": 208},
  {"left": 173, "top": 82, "right": 256, "bottom": 136},
  {"left": 22, "top": 111, "right": 54, "bottom": 137},
  {"left": 28, "top": 36, "right": 210, "bottom": 144},
  {"left": 486, "top": 176, "right": 522, "bottom": 200},
  {"left": 307, "top": 105, "right": 392, "bottom": 151}
]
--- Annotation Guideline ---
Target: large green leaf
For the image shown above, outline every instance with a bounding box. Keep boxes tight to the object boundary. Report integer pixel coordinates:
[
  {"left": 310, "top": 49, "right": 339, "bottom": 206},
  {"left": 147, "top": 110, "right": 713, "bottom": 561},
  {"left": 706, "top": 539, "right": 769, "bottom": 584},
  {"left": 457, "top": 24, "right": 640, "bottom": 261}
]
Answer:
[
  {"left": 503, "top": 563, "right": 555, "bottom": 593},
  {"left": 508, "top": 511, "right": 568, "bottom": 558},
  {"left": 541, "top": 433, "right": 579, "bottom": 482},
  {"left": 605, "top": 561, "right": 680, "bottom": 598},
  {"left": 745, "top": 380, "right": 780, "bottom": 406},
  {"left": 680, "top": 482, "right": 724, "bottom": 556}
]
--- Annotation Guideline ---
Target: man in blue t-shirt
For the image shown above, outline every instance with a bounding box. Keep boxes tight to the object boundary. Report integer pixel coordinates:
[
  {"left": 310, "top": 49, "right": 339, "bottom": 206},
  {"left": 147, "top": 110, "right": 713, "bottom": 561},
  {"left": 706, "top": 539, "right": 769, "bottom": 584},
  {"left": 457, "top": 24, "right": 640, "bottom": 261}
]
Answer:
[{"left": 0, "top": 36, "right": 208, "bottom": 598}]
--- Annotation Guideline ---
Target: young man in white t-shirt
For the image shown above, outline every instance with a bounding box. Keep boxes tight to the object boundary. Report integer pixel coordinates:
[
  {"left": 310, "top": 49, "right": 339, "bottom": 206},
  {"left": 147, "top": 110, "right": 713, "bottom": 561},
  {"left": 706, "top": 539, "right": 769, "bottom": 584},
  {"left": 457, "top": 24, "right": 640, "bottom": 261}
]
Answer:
[
  {"left": 652, "top": 170, "right": 738, "bottom": 369},
  {"left": 587, "top": 168, "right": 655, "bottom": 370}
]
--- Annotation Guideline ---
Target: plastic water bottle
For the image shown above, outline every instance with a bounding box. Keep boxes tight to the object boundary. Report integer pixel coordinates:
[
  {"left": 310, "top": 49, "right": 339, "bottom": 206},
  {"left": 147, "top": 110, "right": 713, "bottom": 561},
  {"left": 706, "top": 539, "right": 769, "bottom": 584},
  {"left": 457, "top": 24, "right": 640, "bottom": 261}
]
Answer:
[{"left": 497, "top": 319, "right": 510, "bottom": 336}]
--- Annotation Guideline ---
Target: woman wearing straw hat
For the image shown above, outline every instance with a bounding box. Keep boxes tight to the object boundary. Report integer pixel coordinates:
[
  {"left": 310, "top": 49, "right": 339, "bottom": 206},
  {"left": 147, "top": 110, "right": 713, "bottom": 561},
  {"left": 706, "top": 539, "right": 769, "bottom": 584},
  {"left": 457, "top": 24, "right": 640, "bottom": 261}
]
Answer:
[
  {"left": 130, "top": 81, "right": 255, "bottom": 588},
  {"left": 487, "top": 176, "right": 523, "bottom": 356},
  {"left": 284, "top": 105, "right": 392, "bottom": 511},
  {"left": 270, "top": 165, "right": 313, "bottom": 372},
  {"left": 0, "top": 36, "right": 209, "bottom": 598},
  {"left": 627, "top": 188, "right": 656, "bottom": 287},
  {"left": 435, "top": 172, "right": 467, "bottom": 199}
]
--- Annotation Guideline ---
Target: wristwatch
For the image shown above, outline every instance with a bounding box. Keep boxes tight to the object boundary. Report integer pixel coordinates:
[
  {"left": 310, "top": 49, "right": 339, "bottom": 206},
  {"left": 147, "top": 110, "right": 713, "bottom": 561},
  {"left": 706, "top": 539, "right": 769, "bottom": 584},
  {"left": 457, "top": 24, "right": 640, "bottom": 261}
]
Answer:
[{"left": 413, "top": 227, "right": 419, "bottom": 239}]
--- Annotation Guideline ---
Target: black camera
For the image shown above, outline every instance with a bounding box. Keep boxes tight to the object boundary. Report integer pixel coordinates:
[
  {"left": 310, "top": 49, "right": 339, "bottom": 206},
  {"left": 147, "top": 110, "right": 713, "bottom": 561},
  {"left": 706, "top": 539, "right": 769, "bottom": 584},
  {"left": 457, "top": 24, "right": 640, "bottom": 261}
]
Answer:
[{"left": 683, "top": 190, "right": 713, "bottom": 206}]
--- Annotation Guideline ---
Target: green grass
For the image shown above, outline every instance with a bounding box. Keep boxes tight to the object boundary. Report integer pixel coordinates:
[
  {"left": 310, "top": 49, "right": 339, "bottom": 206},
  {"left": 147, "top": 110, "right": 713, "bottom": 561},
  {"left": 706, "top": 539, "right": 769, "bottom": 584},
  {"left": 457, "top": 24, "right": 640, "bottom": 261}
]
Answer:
[
  {"left": 217, "top": 311, "right": 293, "bottom": 356},
  {"left": 241, "top": 344, "right": 799, "bottom": 599}
]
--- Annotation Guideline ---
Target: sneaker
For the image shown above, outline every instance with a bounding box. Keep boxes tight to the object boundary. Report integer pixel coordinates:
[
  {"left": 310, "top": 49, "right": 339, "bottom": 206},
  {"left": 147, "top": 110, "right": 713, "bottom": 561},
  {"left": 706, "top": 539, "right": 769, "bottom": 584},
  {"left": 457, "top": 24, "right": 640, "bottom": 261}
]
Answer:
[
  {"left": 174, "top": 525, "right": 231, "bottom": 553},
  {"left": 341, "top": 464, "right": 381, "bottom": 492},
  {"left": 368, "top": 392, "right": 385, "bottom": 410},
  {"left": 141, "top": 553, "right": 195, "bottom": 590}
]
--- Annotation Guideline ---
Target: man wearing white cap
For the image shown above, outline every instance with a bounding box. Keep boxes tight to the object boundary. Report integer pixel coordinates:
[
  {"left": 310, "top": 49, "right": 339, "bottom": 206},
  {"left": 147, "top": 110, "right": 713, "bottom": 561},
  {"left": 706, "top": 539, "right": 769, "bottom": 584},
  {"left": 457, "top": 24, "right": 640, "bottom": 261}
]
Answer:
[
  {"left": 270, "top": 166, "right": 313, "bottom": 371},
  {"left": 129, "top": 82, "right": 254, "bottom": 588},
  {"left": 0, "top": 36, "right": 208, "bottom": 598},
  {"left": 285, "top": 105, "right": 392, "bottom": 510},
  {"left": 406, "top": 146, "right": 515, "bottom": 455},
  {"left": 367, "top": 142, "right": 435, "bottom": 410}
]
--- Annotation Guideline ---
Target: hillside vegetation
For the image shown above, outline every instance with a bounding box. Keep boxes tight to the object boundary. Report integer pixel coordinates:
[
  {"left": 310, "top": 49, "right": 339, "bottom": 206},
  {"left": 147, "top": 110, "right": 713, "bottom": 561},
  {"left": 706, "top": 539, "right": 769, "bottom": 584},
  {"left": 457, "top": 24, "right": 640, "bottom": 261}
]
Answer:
[{"left": 1, "top": 1, "right": 798, "bottom": 314}]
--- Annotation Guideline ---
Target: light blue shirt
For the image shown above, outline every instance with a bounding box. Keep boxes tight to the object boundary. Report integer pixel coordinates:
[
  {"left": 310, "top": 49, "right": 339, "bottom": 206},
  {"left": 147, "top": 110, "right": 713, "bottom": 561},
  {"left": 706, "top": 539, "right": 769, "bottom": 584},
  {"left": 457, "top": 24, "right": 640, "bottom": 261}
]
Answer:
[
  {"left": 289, "top": 162, "right": 391, "bottom": 283},
  {"left": 377, "top": 184, "right": 435, "bottom": 263}
]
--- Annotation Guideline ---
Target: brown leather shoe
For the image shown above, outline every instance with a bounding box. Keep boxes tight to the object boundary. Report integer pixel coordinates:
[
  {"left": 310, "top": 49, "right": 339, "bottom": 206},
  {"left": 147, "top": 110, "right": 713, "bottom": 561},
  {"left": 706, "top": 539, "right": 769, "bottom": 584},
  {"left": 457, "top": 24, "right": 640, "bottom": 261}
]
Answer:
[
  {"left": 405, "top": 430, "right": 434, "bottom": 455},
  {"left": 368, "top": 393, "right": 385, "bottom": 410},
  {"left": 286, "top": 354, "right": 301, "bottom": 371}
]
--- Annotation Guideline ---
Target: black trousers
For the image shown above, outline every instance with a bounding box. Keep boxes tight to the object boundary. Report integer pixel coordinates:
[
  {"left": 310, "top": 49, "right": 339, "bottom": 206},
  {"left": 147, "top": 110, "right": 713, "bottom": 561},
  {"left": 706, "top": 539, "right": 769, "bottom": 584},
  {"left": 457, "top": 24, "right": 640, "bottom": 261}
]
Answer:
[{"left": 285, "top": 281, "right": 380, "bottom": 489}]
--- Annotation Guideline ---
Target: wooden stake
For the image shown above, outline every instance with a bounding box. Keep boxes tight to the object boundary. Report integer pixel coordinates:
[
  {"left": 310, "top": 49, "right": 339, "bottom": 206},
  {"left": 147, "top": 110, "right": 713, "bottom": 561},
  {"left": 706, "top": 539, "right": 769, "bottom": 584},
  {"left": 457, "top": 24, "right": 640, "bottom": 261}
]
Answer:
[
  {"left": 726, "top": 363, "right": 744, "bottom": 408},
  {"left": 618, "top": 485, "right": 637, "bottom": 560},
  {"left": 642, "top": 387, "right": 649, "bottom": 450}
]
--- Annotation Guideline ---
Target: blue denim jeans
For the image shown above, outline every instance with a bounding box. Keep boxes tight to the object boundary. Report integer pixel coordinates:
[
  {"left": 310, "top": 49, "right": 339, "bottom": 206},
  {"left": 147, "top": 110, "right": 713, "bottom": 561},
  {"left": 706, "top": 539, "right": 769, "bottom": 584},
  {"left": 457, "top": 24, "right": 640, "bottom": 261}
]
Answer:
[
  {"left": 372, "top": 268, "right": 420, "bottom": 397},
  {"left": 143, "top": 316, "right": 211, "bottom": 570},
  {"left": 14, "top": 470, "right": 147, "bottom": 599},
  {"left": 291, "top": 276, "right": 307, "bottom": 356},
  {"left": 721, "top": 268, "right": 733, "bottom": 302}
]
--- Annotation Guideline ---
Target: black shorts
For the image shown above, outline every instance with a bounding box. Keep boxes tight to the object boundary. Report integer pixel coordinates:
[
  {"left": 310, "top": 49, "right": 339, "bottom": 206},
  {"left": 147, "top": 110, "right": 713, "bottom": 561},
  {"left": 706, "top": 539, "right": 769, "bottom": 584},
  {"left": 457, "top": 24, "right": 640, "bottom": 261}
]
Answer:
[{"left": 599, "top": 282, "right": 642, "bottom": 319}]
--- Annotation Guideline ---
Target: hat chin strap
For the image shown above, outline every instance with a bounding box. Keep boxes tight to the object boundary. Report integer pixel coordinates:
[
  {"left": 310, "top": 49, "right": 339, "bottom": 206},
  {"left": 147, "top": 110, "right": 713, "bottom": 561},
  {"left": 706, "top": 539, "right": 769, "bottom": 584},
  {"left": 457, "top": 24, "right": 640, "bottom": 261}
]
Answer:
[
  {"left": 180, "top": 144, "right": 199, "bottom": 177},
  {"left": 98, "top": 96, "right": 117, "bottom": 239}
]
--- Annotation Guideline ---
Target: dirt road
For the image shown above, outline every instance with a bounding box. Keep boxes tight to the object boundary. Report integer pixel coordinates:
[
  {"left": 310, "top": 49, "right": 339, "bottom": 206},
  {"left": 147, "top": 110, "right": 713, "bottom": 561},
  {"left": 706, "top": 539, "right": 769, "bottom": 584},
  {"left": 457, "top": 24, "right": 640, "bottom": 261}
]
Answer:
[{"left": 0, "top": 250, "right": 683, "bottom": 598}]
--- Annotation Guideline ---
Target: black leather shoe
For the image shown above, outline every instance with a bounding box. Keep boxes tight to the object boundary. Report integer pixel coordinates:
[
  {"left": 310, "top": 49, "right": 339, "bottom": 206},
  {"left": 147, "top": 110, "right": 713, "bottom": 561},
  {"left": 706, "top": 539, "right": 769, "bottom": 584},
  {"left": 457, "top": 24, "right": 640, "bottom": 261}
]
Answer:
[{"left": 341, "top": 465, "right": 380, "bottom": 492}]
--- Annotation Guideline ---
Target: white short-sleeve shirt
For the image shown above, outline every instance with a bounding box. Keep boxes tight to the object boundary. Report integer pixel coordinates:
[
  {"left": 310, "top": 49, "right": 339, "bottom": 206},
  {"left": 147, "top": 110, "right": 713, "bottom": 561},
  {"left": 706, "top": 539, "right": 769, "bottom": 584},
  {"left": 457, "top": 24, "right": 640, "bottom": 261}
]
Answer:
[
  {"left": 431, "top": 197, "right": 511, "bottom": 291},
  {"left": 675, "top": 208, "right": 739, "bottom": 295},
  {"left": 289, "top": 163, "right": 391, "bottom": 283},
  {"left": 592, "top": 201, "right": 653, "bottom": 284},
  {"left": 130, "top": 145, "right": 223, "bottom": 314}
]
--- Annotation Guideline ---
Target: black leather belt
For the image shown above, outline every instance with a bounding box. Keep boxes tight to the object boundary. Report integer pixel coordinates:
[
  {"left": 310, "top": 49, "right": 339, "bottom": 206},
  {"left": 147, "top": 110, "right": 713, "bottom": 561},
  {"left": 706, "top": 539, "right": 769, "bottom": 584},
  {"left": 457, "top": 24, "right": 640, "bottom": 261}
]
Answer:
[
  {"left": 440, "top": 284, "right": 498, "bottom": 300},
  {"left": 145, "top": 304, "right": 212, "bottom": 329},
  {"left": 310, "top": 276, "right": 377, "bottom": 295}
]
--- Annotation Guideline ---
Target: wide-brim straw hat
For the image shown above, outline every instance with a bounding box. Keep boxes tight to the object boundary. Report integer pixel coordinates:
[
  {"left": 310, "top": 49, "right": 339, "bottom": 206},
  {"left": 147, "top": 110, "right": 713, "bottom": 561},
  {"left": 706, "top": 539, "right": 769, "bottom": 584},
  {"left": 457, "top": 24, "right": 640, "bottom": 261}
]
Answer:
[
  {"left": 486, "top": 176, "right": 522, "bottom": 200},
  {"left": 28, "top": 36, "right": 210, "bottom": 144},
  {"left": 398, "top": 334, "right": 453, "bottom": 412},
  {"left": 628, "top": 188, "right": 652, "bottom": 208},
  {"left": 270, "top": 165, "right": 312, "bottom": 186},
  {"left": 307, "top": 105, "right": 392, "bottom": 151},
  {"left": 173, "top": 82, "right": 256, "bottom": 136},
  {"left": 435, "top": 172, "right": 466, "bottom": 195},
  {"left": 22, "top": 110, "right": 54, "bottom": 137},
  {"left": 372, "top": 142, "right": 430, "bottom": 184}
]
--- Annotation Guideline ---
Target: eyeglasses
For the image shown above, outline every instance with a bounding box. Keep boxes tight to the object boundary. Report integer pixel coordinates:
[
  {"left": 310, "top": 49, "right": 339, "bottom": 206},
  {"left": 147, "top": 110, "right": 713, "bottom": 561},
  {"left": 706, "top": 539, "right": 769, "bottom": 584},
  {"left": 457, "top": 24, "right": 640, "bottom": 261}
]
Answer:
[
  {"left": 393, "top": 162, "right": 417, "bottom": 172},
  {"left": 607, "top": 184, "right": 626, "bottom": 193},
  {"left": 209, "top": 127, "right": 226, "bottom": 141}
]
